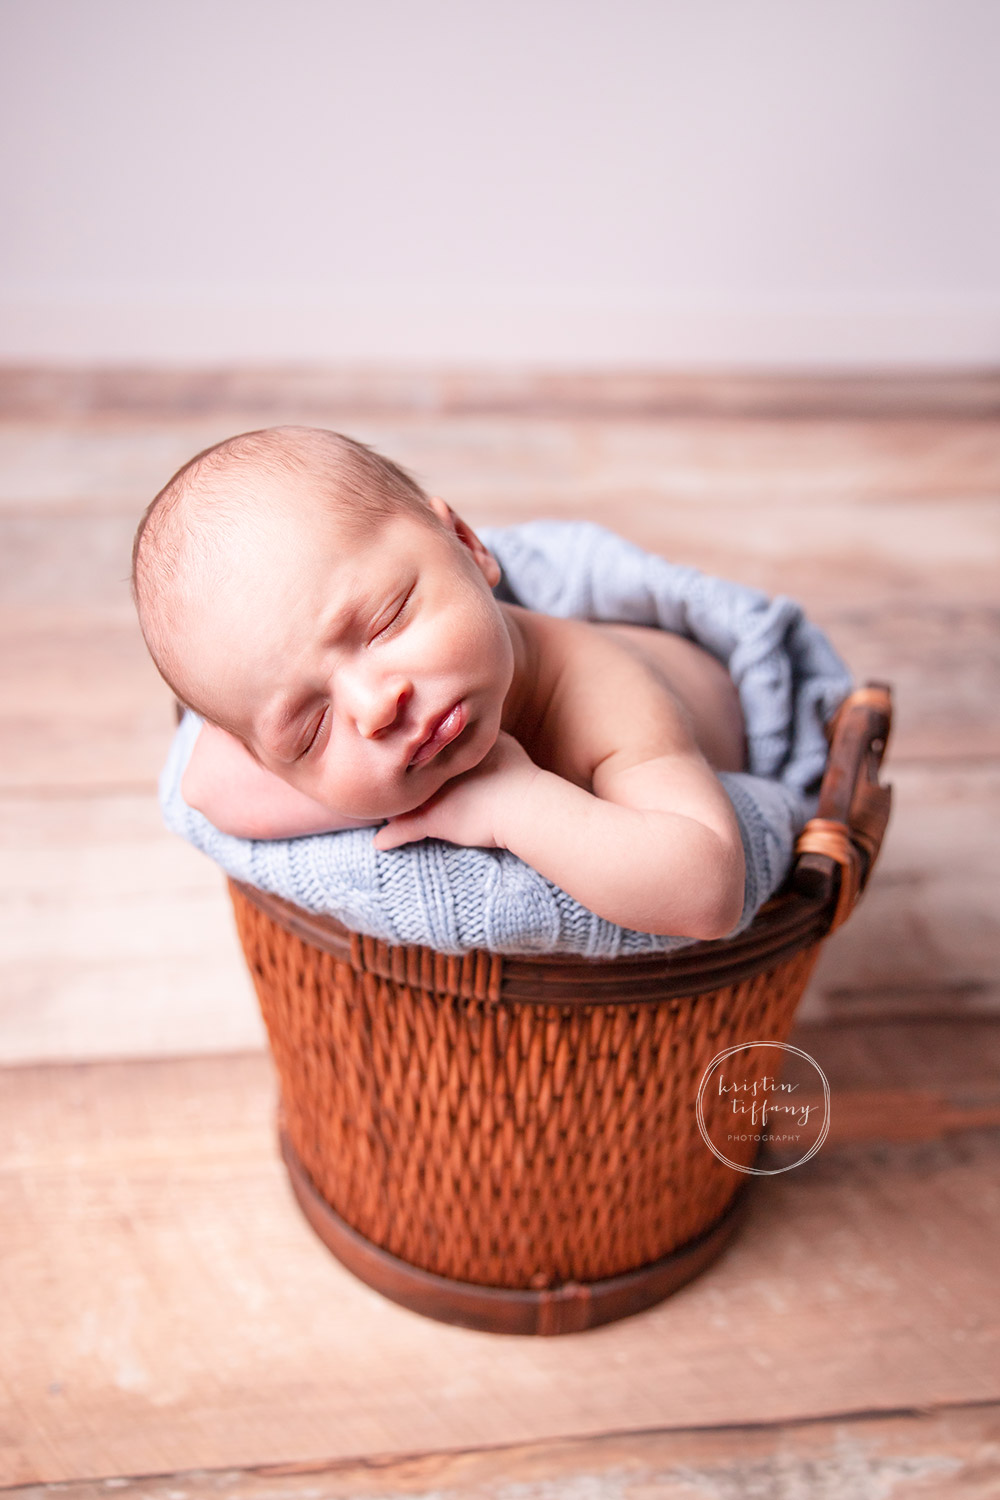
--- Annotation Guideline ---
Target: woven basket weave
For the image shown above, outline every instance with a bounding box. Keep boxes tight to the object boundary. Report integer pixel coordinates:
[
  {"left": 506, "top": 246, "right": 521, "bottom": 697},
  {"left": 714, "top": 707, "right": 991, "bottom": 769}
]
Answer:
[{"left": 225, "top": 682, "right": 892, "bottom": 1334}]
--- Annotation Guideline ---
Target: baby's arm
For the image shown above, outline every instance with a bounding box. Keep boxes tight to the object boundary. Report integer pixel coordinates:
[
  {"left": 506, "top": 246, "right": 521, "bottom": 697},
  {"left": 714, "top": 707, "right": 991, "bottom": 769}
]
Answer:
[
  {"left": 377, "top": 735, "right": 744, "bottom": 940},
  {"left": 181, "top": 721, "right": 377, "bottom": 840},
  {"left": 501, "top": 747, "right": 745, "bottom": 939}
]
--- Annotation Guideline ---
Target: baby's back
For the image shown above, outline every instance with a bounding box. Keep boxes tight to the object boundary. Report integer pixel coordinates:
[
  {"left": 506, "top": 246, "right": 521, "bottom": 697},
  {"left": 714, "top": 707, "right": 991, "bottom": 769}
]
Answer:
[
  {"left": 511, "top": 608, "right": 747, "bottom": 794},
  {"left": 589, "top": 621, "right": 746, "bottom": 772}
]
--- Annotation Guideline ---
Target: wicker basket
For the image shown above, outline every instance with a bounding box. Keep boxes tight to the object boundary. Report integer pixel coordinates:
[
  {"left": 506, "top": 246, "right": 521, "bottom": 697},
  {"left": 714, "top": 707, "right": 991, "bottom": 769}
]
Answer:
[{"left": 223, "top": 682, "right": 892, "bottom": 1334}]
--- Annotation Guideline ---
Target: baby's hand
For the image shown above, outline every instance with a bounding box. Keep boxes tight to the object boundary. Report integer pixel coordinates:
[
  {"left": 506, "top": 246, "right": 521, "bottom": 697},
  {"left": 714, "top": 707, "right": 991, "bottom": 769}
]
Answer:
[{"left": 373, "top": 731, "right": 538, "bottom": 852}]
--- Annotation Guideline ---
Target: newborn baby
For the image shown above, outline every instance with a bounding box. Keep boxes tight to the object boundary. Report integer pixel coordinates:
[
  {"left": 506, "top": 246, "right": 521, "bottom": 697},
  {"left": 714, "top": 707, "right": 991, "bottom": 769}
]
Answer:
[{"left": 132, "top": 426, "right": 748, "bottom": 940}]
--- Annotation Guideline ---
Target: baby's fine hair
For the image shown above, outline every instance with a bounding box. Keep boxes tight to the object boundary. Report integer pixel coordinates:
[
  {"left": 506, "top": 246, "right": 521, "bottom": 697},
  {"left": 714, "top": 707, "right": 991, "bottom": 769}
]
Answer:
[{"left": 130, "top": 424, "right": 433, "bottom": 709}]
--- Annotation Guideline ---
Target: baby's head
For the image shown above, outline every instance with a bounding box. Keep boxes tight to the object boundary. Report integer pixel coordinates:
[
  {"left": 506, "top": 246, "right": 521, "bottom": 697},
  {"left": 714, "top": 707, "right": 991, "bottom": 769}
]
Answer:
[{"left": 132, "top": 425, "right": 513, "bottom": 819}]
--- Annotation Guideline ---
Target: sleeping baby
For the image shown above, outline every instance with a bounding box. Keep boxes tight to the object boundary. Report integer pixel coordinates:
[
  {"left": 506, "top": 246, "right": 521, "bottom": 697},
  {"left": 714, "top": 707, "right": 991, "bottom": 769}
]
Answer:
[{"left": 131, "top": 425, "right": 749, "bottom": 940}]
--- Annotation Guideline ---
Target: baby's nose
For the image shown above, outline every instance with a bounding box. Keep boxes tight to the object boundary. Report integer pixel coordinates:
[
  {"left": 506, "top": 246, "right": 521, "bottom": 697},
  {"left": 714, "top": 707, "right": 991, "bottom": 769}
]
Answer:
[{"left": 351, "top": 675, "right": 412, "bottom": 739}]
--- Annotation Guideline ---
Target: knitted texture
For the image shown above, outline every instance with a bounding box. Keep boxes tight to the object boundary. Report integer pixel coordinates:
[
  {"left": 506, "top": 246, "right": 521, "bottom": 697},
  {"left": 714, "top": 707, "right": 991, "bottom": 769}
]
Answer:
[{"left": 158, "top": 520, "right": 852, "bottom": 957}]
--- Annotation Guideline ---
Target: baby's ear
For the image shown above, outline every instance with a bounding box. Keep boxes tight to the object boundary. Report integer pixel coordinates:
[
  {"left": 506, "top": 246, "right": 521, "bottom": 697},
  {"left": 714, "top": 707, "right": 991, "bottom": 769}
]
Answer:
[{"left": 427, "top": 496, "right": 501, "bottom": 588}]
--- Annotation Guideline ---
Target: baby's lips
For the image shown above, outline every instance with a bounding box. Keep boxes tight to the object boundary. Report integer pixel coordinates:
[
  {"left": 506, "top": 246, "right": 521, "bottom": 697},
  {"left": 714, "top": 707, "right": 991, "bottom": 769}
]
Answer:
[{"left": 407, "top": 701, "right": 466, "bottom": 767}]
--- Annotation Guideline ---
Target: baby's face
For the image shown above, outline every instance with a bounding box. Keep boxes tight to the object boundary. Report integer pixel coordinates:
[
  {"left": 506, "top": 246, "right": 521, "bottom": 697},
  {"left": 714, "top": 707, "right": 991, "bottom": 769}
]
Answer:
[{"left": 178, "top": 494, "right": 513, "bottom": 819}]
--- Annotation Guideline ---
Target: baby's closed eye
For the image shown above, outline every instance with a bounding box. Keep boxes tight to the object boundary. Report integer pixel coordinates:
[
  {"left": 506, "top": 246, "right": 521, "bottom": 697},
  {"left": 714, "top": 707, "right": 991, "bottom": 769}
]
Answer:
[
  {"left": 296, "top": 707, "right": 329, "bottom": 759},
  {"left": 368, "top": 585, "right": 415, "bottom": 644}
]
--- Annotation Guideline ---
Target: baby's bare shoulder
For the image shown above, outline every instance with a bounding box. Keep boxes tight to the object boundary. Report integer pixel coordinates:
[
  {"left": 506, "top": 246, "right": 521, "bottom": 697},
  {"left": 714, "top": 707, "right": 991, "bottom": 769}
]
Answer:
[{"left": 523, "top": 613, "right": 703, "bottom": 790}]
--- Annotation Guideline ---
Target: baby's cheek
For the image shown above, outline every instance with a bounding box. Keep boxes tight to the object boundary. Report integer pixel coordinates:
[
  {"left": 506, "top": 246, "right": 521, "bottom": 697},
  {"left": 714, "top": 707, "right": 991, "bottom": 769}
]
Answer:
[
  {"left": 315, "top": 761, "right": 401, "bottom": 821},
  {"left": 326, "top": 781, "right": 376, "bottom": 819}
]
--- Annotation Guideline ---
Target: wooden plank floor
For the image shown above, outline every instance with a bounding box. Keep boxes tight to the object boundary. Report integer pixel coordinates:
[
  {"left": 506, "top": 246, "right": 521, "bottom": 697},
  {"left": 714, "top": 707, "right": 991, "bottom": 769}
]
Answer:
[{"left": 1, "top": 368, "right": 998, "bottom": 1495}]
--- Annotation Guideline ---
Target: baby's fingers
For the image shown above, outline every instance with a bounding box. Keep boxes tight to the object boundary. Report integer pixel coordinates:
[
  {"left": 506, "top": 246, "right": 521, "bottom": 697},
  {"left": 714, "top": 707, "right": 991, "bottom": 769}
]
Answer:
[{"left": 372, "top": 816, "right": 425, "bottom": 852}]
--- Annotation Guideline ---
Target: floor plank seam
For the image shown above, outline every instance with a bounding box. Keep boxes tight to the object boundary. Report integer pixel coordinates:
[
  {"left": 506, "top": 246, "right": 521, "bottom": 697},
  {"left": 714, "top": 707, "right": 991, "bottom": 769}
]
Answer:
[{"left": 4, "top": 1398, "right": 997, "bottom": 1496}]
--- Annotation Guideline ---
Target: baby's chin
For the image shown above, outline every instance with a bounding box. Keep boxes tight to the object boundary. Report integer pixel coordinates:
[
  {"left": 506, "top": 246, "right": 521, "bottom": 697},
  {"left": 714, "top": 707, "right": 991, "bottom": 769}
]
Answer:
[{"left": 368, "top": 728, "right": 496, "bottom": 820}]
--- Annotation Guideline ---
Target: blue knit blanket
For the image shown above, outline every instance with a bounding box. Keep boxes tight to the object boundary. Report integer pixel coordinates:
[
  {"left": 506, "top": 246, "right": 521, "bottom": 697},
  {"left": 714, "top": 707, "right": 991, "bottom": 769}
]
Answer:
[{"left": 159, "top": 520, "right": 852, "bottom": 957}]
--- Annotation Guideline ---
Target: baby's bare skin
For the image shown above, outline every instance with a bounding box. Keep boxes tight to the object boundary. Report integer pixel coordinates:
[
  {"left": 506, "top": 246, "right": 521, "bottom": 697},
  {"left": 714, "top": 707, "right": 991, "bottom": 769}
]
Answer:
[
  {"left": 374, "top": 597, "right": 747, "bottom": 936},
  {"left": 492, "top": 608, "right": 745, "bottom": 793},
  {"left": 590, "top": 622, "right": 747, "bottom": 774},
  {"left": 174, "top": 485, "right": 748, "bottom": 940},
  {"left": 185, "top": 613, "right": 744, "bottom": 824},
  {"left": 182, "top": 601, "right": 750, "bottom": 927}
]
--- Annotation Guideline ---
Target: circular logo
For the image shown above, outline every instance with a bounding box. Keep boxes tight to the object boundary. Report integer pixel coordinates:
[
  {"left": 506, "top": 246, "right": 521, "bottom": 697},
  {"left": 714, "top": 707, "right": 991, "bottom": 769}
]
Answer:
[{"left": 695, "top": 1041, "right": 831, "bottom": 1175}]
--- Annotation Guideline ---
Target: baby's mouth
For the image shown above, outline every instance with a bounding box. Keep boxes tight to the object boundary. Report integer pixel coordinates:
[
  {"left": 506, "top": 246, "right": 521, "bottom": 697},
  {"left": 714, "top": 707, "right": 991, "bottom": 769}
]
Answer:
[{"left": 408, "top": 701, "right": 466, "bottom": 768}]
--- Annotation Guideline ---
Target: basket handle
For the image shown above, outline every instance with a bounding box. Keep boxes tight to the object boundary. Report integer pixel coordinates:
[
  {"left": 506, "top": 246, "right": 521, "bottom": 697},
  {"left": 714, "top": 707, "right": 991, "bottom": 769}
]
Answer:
[{"left": 792, "top": 681, "right": 893, "bottom": 931}]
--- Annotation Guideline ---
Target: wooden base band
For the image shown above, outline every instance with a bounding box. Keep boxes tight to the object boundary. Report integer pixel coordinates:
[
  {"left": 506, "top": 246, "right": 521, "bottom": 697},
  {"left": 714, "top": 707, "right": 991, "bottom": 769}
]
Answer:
[{"left": 278, "top": 1122, "right": 754, "bottom": 1336}]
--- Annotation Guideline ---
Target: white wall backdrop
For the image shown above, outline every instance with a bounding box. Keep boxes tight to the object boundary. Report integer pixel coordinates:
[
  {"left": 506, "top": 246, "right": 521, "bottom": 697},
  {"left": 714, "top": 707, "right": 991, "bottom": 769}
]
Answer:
[{"left": 2, "top": 0, "right": 998, "bottom": 367}]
